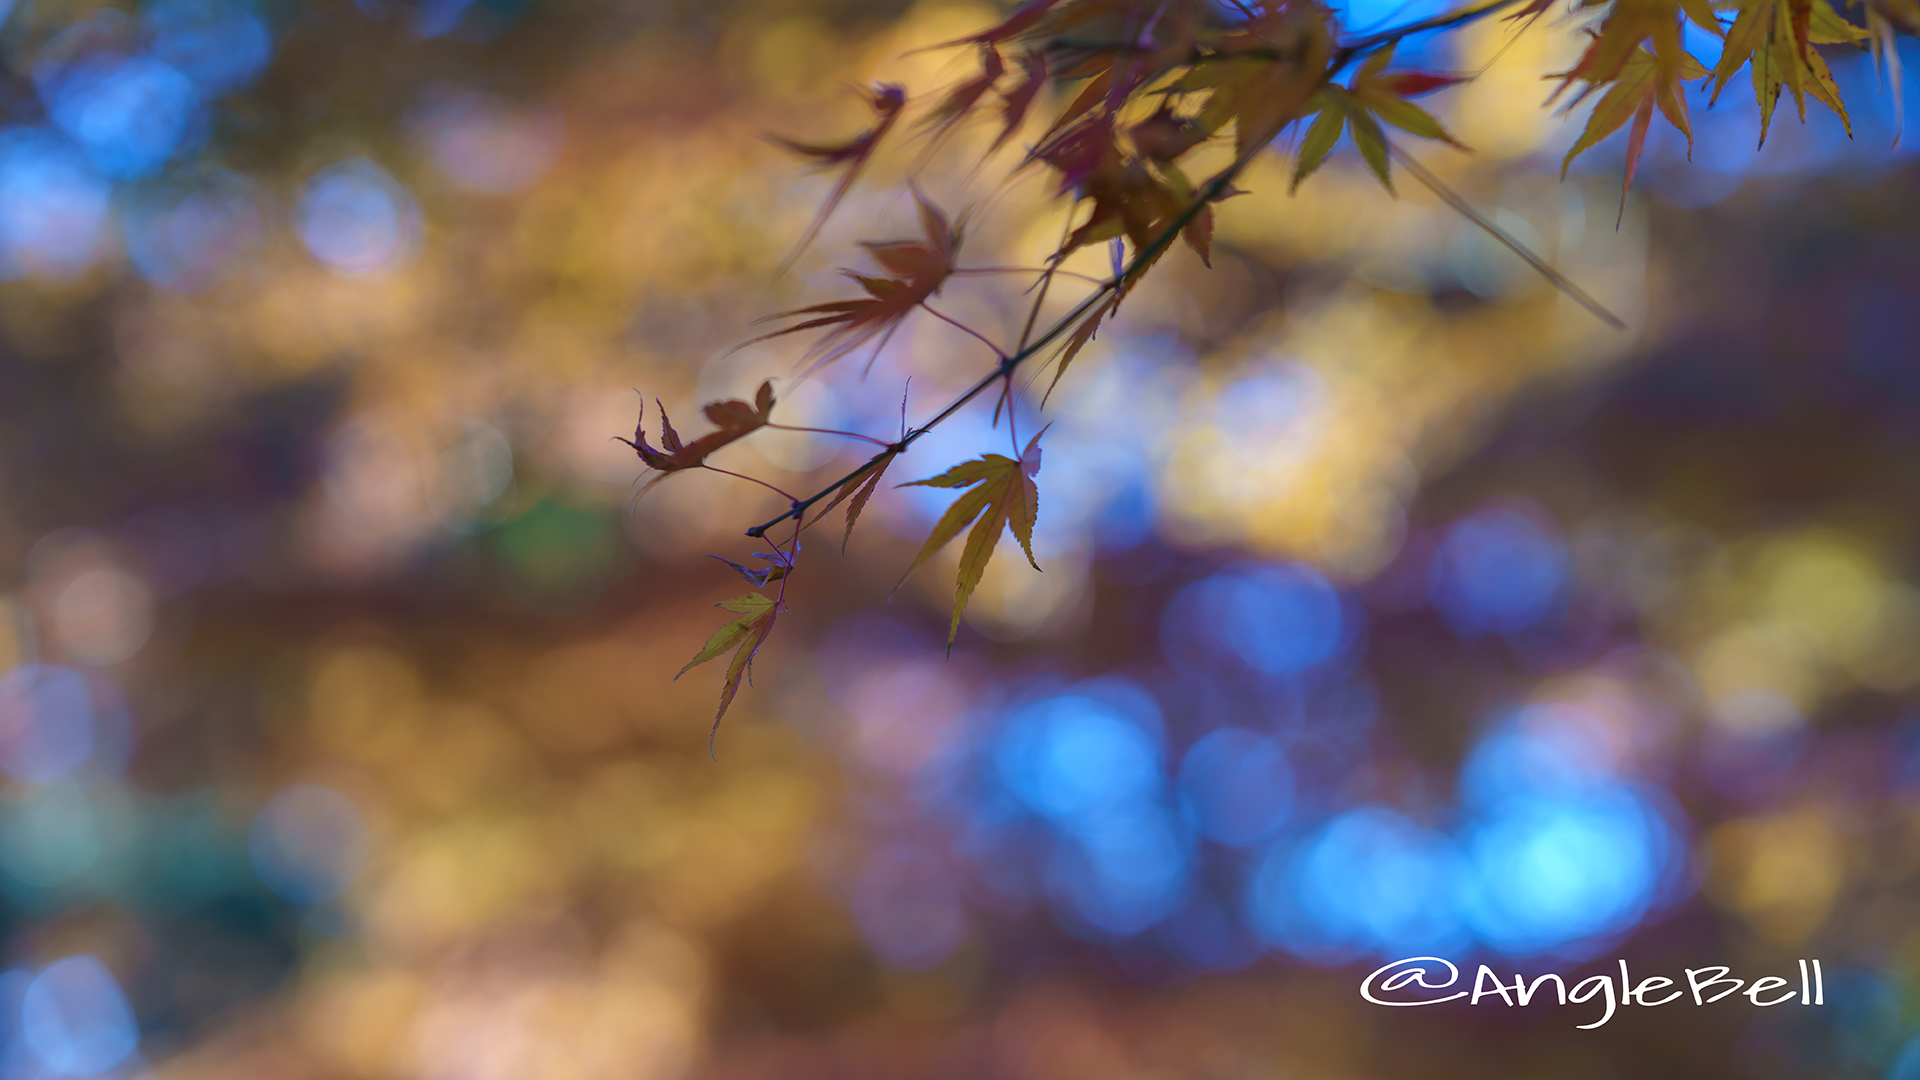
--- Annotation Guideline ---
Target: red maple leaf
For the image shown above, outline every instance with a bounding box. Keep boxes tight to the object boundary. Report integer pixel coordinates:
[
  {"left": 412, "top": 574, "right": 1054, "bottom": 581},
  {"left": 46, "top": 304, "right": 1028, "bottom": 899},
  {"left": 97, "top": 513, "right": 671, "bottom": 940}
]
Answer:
[{"left": 737, "top": 190, "right": 963, "bottom": 376}]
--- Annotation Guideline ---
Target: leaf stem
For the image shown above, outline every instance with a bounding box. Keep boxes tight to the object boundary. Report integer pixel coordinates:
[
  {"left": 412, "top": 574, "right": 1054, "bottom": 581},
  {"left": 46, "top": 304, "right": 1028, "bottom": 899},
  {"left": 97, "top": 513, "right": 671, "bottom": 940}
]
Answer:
[
  {"left": 953, "top": 266, "right": 1107, "bottom": 284},
  {"left": 1005, "top": 372, "right": 1020, "bottom": 454},
  {"left": 922, "top": 304, "right": 1010, "bottom": 359},
  {"left": 775, "top": 516, "right": 801, "bottom": 608},
  {"left": 702, "top": 464, "right": 802, "bottom": 504},
  {"left": 765, "top": 422, "right": 894, "bottom": 448},
  {"left": 1018, "top": 213, "right": 1077, "bottom": 356}
]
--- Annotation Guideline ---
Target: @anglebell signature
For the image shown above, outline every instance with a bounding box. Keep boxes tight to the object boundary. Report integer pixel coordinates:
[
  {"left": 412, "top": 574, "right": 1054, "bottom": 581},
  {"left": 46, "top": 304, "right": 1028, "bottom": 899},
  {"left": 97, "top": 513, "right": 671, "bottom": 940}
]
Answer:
[{"left": 1361, "top": 956, "right": 1827, "bottom": 1029}]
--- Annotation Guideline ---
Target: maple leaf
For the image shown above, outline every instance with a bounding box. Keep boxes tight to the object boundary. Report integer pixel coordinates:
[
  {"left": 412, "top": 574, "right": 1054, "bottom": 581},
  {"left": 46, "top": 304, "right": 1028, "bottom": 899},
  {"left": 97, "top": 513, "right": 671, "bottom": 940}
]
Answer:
[
  {"left": 1867, "top": 0, "right": 1920, "bottom": 30},
  {"left": 1155, "top": 158, "right": 1246, "bottom": 267},
  {"left": 1505, "top": 0, "right": 1565, "bottom": 28},
  {"left": 925, "top": 0, "right": 1071, "bottom": 47},
  {"left": 1046, "top": 126, "right": 1165, "bottom": 252},
  {"left": 739, "top": 190, "right": 963, "bottom": 377},
  {"left": 993, "top": 51, "right": 1051, "bottom": 152},
  {"left": 1130, "top": 107, "right": 1207, "bottom": 163},
  {"left": 1032, "top": 53, "right": 1151, "bottom": 152},
  {"left": 1183, "top": 7, "right": 1334, "bottom": 158},
  {"left": 679, "top": 592, "right": 781, "bottom": 749},
  {"left": 974, "top": 0, "right": 1176, "bottom": 76},
  {"left": 806, "top": 447, "right": 901, "bottom": 551},
  {"left": 898, "top": 429, "right": 1046, "bottom": 651},
  {"left": 1864, "top": 0, "right": 1914, "bottom": 144},
  {"left": 1551, "top": 0, "right": 1719, "bottom": 98},
  {"left": 769, "top": 83, "right": 906, "bottom": 270},
  {"left": 707, "top": 545, "right": 797, "bottom": 588},
  {"left": 1561, "top": 45, "right": 1709, "bottom": 222},
  {"left": 1035, "top": 121, "right": 1235, "bottom": 264},
  {"left": 1006, "top": 3, "right": 1239, "bottom": 256},
  {"left": 1029, "top": 0, "right": 1149, "bottom": 40},
  {"left": 621, "top": 380, "right": 776, "bottom": 488},
  {"left": 1042, "top": 292, "right": 1119, "bottom": 404},
  {"left": 1292, "top": 45, "right": 1470, "bottom": 194},
  {"left": 1710, "top": 0, "right": 1863, "bottom": 146},
  {"left": 921, "top": 46, "right": 1008, "bottom": 150}
]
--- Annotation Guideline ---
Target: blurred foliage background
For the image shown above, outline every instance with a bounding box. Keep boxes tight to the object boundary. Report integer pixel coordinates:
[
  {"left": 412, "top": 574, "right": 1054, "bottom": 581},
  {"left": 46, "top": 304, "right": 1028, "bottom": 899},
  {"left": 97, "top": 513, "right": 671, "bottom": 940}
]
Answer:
[{"left": 0, "top": 0, "right": 1919, "bottom": 1076}]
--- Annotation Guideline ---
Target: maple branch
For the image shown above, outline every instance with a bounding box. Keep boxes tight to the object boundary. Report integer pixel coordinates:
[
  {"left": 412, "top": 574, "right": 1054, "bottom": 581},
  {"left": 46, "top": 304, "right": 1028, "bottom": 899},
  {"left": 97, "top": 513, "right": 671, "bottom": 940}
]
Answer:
[
  {"left": 1127, "top": 0, "right": 1524, "bottom": 75},
  {"left": 744, "top": 0, "right": 1535, "bottom": 542},
  {"left": 1335, "top": 0, "right": 1525, "bottom": 58},
  {"left": 743, "top": 288, "right": 1108, "bottom": 538}
]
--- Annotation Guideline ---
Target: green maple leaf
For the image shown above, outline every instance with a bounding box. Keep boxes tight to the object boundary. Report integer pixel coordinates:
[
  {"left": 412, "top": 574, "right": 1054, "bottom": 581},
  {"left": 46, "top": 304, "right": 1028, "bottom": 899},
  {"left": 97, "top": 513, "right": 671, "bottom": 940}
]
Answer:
[{"left": 1293, "top": 45, "right": 1470, "bottom": 195}]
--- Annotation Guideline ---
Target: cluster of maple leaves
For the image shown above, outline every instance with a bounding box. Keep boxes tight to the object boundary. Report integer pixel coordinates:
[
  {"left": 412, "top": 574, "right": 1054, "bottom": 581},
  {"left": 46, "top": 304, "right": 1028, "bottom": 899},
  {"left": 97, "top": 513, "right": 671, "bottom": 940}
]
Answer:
[{"left": 630, "top": 0, "right": 1907, "bottom": 745}]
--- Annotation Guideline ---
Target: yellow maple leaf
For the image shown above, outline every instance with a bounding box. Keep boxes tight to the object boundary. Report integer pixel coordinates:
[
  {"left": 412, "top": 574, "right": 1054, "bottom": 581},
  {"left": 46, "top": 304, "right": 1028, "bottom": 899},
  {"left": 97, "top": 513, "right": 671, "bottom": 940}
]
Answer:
[
  {"left": 1562, "top": 46, "right": 1711, "bottom": 222},
  {"left": 1711, "top": 0, "right": 1863, "bottom": 145},
  {"left": 898, "top": 429, "right": 1046, "bottom": 650},
  {"left": 679, "top": 593, "right": 780, "bottom": 751}
]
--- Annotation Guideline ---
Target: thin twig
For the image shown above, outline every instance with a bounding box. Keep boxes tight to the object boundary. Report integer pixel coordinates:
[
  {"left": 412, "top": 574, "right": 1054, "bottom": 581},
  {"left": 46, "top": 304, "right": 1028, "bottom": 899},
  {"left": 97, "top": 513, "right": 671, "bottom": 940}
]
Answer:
[
  {"left": 1388, "top": 143, "right": 1626, "bottom": 330},
  {"left": 1337, "top": 0, "right": 1523, "bottom": 56}
]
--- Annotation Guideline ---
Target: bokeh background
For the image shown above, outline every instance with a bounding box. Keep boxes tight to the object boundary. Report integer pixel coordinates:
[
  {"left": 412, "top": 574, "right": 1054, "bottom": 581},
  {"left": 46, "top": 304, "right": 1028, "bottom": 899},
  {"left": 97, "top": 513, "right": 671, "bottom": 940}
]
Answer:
[{"left": 0, "top": 0, "right": 1918, "bottom": 1075}]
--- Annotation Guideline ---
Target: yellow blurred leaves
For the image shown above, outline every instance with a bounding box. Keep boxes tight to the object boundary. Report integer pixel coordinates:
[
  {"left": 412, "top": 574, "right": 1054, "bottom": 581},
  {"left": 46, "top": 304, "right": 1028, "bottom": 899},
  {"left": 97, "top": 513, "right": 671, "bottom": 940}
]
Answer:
[
  {"left": 1753, "top": 531, "right": 1920, "bottom": 691},
  {"left": 295, "top": 921, "right": 706, "bottom": 1080},
  {"left": 565, "top": 754, "right": 825, "bottom": 929},
  {"left": 294, "top": 627, "right": 834, "bottom": 998},
  {"left": 296, "top": 967, "right": 426, "bottom": 1078},
  {"left": 1691, "top": 529, "right": 1920, "bottom": 732},
  {"left": 737, "top": 17, "right": 845, "bottom": 101},
  {"left": 365, "top": 815, "right": 567, "bottom": 948},
  {"left": 1695, "top": 622, "right": 1819, "bottom": 732},
  {"left": 1706, "top": 805, "right": 1847, "bottom": 944},
  {"left": 308, "top": 646, "right": 430, "bottom": 765},
  {"left": 1149, "top": 248, "right": 1631, "bottom": 573},
  {"left": 399, "top": 705, "right": 535, "bottom": 812},
  {"left": 517, "top": 638, "right": 691, "bottom": 752},
  {"left": 1446, "top": 10, "right": 1590, "bottom": 159},
  {"left": 0, "top": 595, "right": 28, "bottom": 676}
]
